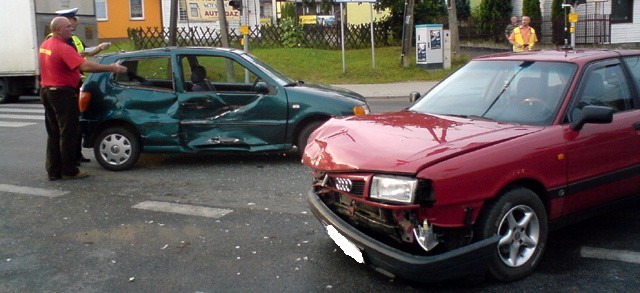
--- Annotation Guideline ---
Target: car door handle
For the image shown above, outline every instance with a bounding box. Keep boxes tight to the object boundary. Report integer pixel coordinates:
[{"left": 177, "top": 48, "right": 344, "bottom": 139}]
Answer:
[{"left": 634, "top": 122, "right": 640, "bottom": 130}]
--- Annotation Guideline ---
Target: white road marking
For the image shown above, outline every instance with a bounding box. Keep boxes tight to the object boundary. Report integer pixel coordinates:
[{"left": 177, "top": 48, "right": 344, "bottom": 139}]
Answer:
[
  {"left": 580, "top": 246, "right": 640, "bottom": 264},
  {"left": 0, "top": 108, "right": 44, "bottom": 113},
  {"left": 0, "top": 121, "right": 36, "bottom": 127},
  {"left": 0, "top": 184, "right": 69, "bottom": 198},
  {"left": 132, "top": 201, "right": 233, "bottom": 219},
  {"left": 0, "top": 104, "right": 43, "bottom": 108},
  {"left": 0, "top": 114, "right": 44, "bottom": 120}
]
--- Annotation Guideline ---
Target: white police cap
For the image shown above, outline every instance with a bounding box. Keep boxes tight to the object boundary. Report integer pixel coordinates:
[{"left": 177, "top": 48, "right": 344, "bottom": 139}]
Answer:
[{"left": 55, "top": 7, "right": 79, "bottom": 18}]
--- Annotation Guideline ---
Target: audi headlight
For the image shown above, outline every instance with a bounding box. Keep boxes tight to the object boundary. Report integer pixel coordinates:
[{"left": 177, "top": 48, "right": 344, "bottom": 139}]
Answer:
[{"left": 370, "top": 175, "right": 418, "bottom": 204}]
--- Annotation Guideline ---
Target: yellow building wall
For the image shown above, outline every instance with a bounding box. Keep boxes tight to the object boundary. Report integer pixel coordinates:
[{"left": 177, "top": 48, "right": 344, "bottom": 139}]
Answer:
[
  {"left": 97, "top": 0, "right": 163, "bottom": 40},
  {"left": 346, "top": 3, "right": 390, "bottom": 25}
]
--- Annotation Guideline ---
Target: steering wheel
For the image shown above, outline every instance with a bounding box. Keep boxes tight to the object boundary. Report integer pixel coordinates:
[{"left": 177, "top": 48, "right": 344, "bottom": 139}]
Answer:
[{"left": 521, "top": 97, "right": 551, "bottom": 118}]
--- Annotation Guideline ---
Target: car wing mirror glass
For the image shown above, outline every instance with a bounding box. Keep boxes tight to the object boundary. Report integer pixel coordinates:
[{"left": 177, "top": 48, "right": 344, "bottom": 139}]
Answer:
[
  {"left": 570, "top": 105, "right": 614, "bottom": 131},
  {"left": 255, "top": 81, "right": 269, "bottom": 94}
]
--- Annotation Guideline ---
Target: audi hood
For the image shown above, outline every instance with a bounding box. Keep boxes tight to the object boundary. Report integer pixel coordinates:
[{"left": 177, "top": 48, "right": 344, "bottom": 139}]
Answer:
[{"left": 302, "top": 111, "right": 542, "bottom": 174}]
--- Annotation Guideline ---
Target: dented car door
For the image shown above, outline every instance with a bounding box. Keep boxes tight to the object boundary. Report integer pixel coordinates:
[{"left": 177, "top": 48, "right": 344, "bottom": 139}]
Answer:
[{"left": 177, "top": 53, "right": 288, "bottom": 151}]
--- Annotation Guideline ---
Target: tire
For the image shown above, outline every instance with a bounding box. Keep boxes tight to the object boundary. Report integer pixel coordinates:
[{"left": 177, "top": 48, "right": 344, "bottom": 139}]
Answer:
[
  {"left": 475, "top": 187, "right": 548, "bottom": 282},
  {"left": 93, "top": 127, "right": 141, "bottom": 171},
  {"left": 0, "top": 78, "right": 18, "bottom": 104},
  {"left": 296, "top": 120, "right": 325, "bottom": 155}
]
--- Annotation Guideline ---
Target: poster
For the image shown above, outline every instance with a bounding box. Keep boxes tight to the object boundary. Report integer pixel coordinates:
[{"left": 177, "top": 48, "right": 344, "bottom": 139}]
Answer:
[
  {"left": 430, "top": 29, "right": 441, "bottom": 50},
  {"left": 186, "top": 0, "right": 240, "bottom": 22},
  {"left": 417, "top": 42, "right": 426, "bottom": 62}
]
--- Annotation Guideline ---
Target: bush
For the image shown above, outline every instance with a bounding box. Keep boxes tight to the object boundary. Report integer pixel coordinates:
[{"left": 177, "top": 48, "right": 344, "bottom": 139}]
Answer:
[{"left": 281, "top": 18, "right": 303, "bottom": 48}]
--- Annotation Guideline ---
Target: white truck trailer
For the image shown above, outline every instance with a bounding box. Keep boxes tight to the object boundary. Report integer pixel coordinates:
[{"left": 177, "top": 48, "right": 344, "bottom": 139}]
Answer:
[{"left": 0, "top": 0, "right": 98, "bottom": 103}]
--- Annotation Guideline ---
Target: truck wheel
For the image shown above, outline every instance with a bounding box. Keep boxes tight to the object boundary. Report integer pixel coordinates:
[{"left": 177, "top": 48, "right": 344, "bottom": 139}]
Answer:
[
  {"left": 474, "top": 187, "right": 548, "bottom": 282},
  {"left": 296, "top": 120, "right": 325, "bottom": 155},
  {"left": 94, "top": 127, "right": 141, "bottom": 171},
  {"left": 0, "top": 78, "right": 18, "bottom": 104}
]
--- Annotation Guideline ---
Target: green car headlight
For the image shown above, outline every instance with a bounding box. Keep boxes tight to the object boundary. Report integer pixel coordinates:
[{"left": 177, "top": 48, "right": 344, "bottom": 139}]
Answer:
[{"left": 370, "top": 175, "right": 418, "bottom": 204}]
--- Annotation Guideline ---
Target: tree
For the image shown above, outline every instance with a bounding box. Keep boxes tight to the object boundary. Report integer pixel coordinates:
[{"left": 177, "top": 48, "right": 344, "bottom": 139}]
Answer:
[
  {"left": 366, "top": 0, "right": 471, "bottom": 43},
  {"left": 523, "top": 0, "right": 542, "bottom": 33},
  {"left": 476, "top": 0, "right": 512, "bottom": 42},
  {"left": 551, "top": 0, "right": 566, "bottom": 45}
]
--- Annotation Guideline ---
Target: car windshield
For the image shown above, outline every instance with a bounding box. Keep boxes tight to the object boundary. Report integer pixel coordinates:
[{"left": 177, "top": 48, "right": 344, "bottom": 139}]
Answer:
[
  {"left": 410, "top": 60, "right": 577, "bottom": 125},
  {"left": 240, "top": 52, "right": 295, "bottom": 86}
]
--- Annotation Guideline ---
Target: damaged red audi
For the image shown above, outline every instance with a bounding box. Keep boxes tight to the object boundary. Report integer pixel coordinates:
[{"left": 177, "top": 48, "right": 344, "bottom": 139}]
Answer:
[{"left": 303, "top": 49, "right": 640, "bottom": 282}]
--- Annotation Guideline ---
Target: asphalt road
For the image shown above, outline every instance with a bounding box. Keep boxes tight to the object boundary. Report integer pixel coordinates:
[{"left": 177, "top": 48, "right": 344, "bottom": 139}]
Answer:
[{"left": 1, "top": 96, "right": 639, "bottom": 292}]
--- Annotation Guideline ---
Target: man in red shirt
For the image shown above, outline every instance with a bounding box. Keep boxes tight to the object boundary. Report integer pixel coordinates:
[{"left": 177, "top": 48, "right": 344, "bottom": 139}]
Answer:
[{"left": 39, "top": 16, "right": 127, "bottom": 180}]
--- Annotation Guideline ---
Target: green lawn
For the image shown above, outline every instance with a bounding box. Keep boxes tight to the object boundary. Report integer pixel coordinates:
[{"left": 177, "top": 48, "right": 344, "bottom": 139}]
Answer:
[{"left": 104, "top": 42, "right": 467, "bottom": 85}]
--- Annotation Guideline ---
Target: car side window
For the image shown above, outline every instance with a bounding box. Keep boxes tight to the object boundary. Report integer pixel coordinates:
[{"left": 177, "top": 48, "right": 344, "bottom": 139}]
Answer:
[
  {"left": 113, "top": 57, "right": 174, "bottom": 91},
  {"left": 570, "top": 63, "right": 633, "bottom": 121},
  {"left": 622, "top": 56, "right": 640, "bottom": 102}
]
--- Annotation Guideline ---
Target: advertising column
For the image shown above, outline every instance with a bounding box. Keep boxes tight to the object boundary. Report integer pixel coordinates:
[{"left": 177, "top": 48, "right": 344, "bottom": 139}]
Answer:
[{"left": 415, "top": 24, "right": 443, "bottom": 69}]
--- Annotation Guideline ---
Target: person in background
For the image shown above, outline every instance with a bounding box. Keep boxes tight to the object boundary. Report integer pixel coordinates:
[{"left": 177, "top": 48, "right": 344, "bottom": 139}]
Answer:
[
  {"left": 48, "top": 8, "right": 112, "bottom": 165},
  {"left": 51, "top": 8, "right": 111, "bottom": 57},
  {"left": 505, "top": 16, "right": 519, "bottom": 44},
  {"left": 509, "top": 16, "right": 538, "bottom": 52},
  {"left": 39, "top": 16, "right": 127, "bottom": 180}
]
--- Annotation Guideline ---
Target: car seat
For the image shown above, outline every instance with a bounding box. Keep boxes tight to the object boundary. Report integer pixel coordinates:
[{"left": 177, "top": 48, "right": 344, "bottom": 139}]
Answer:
[{"left": 191, "top": 65, "right": 215, "bottom": 92}]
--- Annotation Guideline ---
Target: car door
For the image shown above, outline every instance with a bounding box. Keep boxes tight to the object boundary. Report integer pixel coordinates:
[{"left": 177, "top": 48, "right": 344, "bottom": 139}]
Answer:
[
  {"left": 112, "top": 55, "right": 181, "bottom": 148},
  {"left": 176, "top": 53, "right": 288, "bottom": 151},
  {"left": 562, "top": 58, "right": 640, "bottom": 215}
]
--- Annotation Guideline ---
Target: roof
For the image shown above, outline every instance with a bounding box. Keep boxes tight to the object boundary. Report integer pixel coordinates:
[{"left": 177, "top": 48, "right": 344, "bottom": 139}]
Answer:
[{"left": 473, "top": 49, "right": 639, "bottom": 64}]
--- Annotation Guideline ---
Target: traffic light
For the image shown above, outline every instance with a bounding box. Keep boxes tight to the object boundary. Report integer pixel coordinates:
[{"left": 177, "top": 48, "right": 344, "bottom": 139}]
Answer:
[{"left": 229, "top": 0, "right": 242, "bottom": 10}]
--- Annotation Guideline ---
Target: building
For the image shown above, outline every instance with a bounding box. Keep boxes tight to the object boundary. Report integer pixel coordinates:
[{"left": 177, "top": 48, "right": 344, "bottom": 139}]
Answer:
[
  {"left": 510, "top": 0, "right": 639, "bottom": 45},
  {"left": 96, "top": 0, "right": 163, "bottom": 41}
]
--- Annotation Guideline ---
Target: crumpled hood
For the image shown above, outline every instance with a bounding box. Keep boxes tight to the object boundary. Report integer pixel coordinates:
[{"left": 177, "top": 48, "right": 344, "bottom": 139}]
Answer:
[
  {"left": 302, "top": 111, "right": 542, "bottom": 174},
  {"left": 286, "top": 83, "right": 366, "bottom": 103}
]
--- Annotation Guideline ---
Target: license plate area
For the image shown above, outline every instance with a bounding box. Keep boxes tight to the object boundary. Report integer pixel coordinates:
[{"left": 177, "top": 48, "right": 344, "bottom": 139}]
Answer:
[{"left": 326, "top": 225, "right": 364, "bottom": 264}]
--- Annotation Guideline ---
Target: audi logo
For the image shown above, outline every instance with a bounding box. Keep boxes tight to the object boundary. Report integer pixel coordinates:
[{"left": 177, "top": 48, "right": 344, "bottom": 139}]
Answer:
[{"left": 334, "top": 177, "right": 352, "bottom": 192}]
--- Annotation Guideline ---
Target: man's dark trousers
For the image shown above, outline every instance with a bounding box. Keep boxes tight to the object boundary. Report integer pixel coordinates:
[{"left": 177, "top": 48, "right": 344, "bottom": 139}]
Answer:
[{"left": 40, "top": 86, "right": 80, "bottom": 178}]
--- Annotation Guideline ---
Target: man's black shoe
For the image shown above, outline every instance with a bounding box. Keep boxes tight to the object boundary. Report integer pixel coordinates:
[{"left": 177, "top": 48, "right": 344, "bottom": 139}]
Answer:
[{"left": 79, "top": 156, "right": 91, "bottom": 163}]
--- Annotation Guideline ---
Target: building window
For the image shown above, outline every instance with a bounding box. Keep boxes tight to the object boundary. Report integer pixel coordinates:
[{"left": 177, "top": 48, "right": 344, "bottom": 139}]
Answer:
[
  {"left": 130, "top": 0, "right": 144, "bottom": 20},
  {"left": 95, "top": 0, "right": 108, "bottom": 21},
  {"left": 611, "top": 0, "right": 633, "bottom": 23},
  {"left": 179, "top": 0, "right": 189, "bottom": 21}
]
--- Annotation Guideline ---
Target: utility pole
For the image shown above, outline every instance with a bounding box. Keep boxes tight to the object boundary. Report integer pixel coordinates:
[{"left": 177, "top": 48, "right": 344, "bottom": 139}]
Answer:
[
  {"left": 216, "top": 0, "right": 231, "bottom": 48},
  {"left": 401, "top": 0, "right": 415, "bottom": 68},
  {"left": 447, "top": 0, "right": 459, "bottom": 58},
  {"left": 168, "top": 0, "right": 178, "bottom": 46}
]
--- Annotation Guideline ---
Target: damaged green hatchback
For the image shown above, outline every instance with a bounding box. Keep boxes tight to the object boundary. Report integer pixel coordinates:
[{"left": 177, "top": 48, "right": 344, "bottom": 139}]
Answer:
[{"left": 79, "top": 47, "right": 369, "bottom": 171}]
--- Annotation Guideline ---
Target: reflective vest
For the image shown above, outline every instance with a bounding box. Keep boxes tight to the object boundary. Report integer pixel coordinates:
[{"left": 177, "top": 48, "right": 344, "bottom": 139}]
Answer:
[
  {"left": 45, "top": 34, "right": 84, "bottom": 53},
  {"left": 512, "top": 27, "right": 536, "bottom": 52}
]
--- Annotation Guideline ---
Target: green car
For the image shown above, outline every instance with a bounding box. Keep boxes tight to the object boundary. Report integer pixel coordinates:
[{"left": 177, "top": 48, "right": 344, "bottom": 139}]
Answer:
[{"left": 79, "top": 47, "right": 369, "bottom": 171}]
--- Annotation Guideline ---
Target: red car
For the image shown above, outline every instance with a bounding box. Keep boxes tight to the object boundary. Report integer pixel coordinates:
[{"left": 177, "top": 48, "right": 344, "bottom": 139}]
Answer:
[{"left": 302, "top": 50, "right": 640, "bottom": 282}]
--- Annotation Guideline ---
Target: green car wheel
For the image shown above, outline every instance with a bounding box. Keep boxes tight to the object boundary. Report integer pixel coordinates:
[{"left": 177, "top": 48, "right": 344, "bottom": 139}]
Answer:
[{"left": 94, "top": 127, "right": 141, "bottom": 171}]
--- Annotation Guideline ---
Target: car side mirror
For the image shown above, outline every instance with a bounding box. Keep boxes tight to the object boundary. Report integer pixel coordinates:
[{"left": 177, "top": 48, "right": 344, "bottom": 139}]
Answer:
[
  {"left": 255, "top": 81, "right": 269, "bottom": 94},
  {"left": 570, "top": 105, "right": 614, "bottom": 131},
  {"left": 409, "top": 92, "right": 421, "bottom": 103}
]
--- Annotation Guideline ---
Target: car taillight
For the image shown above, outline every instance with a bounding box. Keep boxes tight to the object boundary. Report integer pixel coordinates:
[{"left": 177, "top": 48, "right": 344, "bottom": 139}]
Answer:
[{"left": 79, "top": 90, "right": 91, "bottom": 112}]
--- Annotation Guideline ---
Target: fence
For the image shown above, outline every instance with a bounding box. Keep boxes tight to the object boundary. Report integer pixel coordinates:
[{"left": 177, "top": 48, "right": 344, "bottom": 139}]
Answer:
[
  {"left": 128, "top": 15, "right": 610, "bottom": 50},
  {"left": 128, "top": 21, "right": 394, "bottom": 50},
  {"left": 457, "top": 14, "right": 610, "bottom": 46}
]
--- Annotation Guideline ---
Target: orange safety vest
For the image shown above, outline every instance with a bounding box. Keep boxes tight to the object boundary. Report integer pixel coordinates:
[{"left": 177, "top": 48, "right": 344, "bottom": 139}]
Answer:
[{"left": 512, "top": 27, "right": 536, "bottom": 52}]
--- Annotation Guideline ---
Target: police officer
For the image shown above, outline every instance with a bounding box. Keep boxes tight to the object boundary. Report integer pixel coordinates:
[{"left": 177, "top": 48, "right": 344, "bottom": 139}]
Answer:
[
  {"left": 39, "top": 17, "right": 127, "bottom": 180},
  {"left": 49, "top": 8, "right": 111, "bottom": 57}
]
